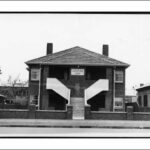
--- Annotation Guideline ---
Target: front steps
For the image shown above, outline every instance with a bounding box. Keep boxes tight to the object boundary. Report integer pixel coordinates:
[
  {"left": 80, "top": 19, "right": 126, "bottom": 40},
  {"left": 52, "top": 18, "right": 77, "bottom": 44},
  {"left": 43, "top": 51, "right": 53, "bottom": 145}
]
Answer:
[{"left": 70, "top": 97, "right": 85, "bottom": 120}]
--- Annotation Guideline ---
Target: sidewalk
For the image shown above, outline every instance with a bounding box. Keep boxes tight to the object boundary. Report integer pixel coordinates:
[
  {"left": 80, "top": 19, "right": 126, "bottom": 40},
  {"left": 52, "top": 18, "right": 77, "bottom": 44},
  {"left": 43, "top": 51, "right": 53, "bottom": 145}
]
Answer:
[{"left": 0, "top": 119, "right": 150, "bottom": 129}]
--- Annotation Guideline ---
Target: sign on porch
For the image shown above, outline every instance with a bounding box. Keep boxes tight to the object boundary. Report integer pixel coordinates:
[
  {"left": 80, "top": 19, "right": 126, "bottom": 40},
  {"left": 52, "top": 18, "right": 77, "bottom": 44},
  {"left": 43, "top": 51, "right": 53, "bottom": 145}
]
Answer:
[{"left": 71, "top": 69, "right": 85, "bottom": 76}]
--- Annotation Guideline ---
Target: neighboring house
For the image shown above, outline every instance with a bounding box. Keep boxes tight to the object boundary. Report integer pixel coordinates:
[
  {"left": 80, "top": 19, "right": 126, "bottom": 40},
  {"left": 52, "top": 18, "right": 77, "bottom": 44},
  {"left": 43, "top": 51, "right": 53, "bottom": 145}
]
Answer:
[
  {"left": 26, "top": 43, "right": 129, "bottom": 116},
  {"left": 136, "top": 83, "right": 150, "bottom": 111}
]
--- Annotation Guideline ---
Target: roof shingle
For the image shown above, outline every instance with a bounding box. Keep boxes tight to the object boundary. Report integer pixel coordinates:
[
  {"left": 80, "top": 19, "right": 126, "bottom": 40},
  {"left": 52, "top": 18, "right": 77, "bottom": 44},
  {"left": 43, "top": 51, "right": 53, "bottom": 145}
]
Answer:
[{"left": 25, "top": 46, "right": 129, "bottom": 67}]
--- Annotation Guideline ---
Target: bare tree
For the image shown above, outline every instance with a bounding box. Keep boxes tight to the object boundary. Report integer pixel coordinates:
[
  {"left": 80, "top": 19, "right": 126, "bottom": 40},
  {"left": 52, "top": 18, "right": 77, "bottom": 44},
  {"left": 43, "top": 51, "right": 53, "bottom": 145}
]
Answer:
[{"left": 0, "top": 75, "right": 28, "bottom": 102}]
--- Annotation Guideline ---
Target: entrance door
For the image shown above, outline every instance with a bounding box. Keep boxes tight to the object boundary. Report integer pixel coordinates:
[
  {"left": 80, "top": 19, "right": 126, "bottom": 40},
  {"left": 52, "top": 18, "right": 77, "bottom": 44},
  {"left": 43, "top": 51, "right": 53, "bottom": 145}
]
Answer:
[{"left": 70, "top": 68, "right": 85, "bottom": 97}]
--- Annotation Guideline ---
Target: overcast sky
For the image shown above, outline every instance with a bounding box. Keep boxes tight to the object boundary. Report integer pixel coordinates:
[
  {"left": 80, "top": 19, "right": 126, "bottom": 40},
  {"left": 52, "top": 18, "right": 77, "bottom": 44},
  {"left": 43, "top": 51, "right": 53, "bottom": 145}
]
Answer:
[{"left": 0, "top": 14, "right": 149, "bottom": 95}]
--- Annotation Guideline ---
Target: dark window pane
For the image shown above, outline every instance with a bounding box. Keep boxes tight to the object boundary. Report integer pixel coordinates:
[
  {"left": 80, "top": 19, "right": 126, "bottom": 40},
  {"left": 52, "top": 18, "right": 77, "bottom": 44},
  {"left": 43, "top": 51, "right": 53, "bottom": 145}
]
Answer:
[
  {"left": 138, "top": 96, "right": 142, "bottom": 106},
  {"left": 144, "top": 95, "right": 148, "bottom": 107}
]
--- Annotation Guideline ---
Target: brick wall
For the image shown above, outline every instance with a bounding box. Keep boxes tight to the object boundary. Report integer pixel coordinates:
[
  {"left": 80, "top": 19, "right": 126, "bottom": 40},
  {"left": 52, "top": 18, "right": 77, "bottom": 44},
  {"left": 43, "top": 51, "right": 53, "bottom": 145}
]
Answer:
[
  {"left": 41, "top": 66, "right": 49, "bottom": 110},
  {"left": 133, "top": 112, "right": 150, "bottom": 120},
  {"left": 85, "top": 105, "right": 126, "bottom": 120},
  {"left": 85, "top": 105, "right": 150, "bottom": 121},
  {"left": 0, "top": 109, "right": 29, "bottom": 119},
  {"left": 105, "top": 67, "right": 113, "bottom": 111},
  {"left": 2, "top": 105, "right": 150, "bottom": 120},
  {"left": 0, "top": 105, "right": 72, "bottom": 119}
]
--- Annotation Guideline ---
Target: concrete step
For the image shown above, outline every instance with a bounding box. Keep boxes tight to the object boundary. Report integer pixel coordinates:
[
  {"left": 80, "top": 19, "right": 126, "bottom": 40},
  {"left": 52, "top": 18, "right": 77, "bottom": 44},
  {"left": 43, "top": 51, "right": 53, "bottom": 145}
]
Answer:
[{"left": 71, "top": 97, "right": 85, "bottom": 120}]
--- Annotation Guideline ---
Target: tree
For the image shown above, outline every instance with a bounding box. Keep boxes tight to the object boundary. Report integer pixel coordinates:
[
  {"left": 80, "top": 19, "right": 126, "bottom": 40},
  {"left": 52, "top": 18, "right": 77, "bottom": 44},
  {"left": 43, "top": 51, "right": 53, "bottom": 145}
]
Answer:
[{"left": 0, "top": 75, "right": 28, "bottom": 106}]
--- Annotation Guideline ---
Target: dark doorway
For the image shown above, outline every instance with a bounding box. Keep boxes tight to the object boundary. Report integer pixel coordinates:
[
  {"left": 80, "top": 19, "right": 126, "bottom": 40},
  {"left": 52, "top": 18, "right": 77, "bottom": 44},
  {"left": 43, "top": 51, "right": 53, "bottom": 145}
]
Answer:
[
  {"left": 86, "top": 66, "right": 106, "bottom": 80},
  {"left": 48, "top": 90, "right": 67, "bottom": 110},
  {"left": 87, "top": 92, "right": 106, "bottom": 111}
]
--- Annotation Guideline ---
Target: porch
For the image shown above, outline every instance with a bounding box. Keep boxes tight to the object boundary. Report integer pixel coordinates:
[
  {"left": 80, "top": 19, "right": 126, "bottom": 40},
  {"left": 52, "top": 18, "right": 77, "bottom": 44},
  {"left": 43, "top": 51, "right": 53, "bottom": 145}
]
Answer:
[{"left": 46, "top": 77, "right": 109, "bottom": 119}]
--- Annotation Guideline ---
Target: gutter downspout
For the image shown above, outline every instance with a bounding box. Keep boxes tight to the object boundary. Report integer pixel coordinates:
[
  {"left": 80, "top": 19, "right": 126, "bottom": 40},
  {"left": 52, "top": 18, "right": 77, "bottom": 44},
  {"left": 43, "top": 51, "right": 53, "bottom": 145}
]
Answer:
[{"left": 38, "top": 64, "right": 41, "bottom": 110}]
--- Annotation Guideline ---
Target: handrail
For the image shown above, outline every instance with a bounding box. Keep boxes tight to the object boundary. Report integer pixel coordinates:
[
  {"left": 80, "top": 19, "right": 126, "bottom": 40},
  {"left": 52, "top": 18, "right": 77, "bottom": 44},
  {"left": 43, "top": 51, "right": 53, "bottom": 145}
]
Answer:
[
  {"left": 84, "top": 79, "right": 109, "bottom": 105},
  {"left": 46, "top": 78, "right": 71, "bottom": 104}
]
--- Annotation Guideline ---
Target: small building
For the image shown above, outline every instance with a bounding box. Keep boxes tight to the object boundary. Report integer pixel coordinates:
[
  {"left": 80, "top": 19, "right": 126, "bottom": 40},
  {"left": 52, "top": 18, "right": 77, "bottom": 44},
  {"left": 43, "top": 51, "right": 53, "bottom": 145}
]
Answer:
[
  {"left": 25, "top": 43, "right": 129, "bottom": 119},
  {"left": 136, "top": 83, "right": 150, "bottom": 111}
]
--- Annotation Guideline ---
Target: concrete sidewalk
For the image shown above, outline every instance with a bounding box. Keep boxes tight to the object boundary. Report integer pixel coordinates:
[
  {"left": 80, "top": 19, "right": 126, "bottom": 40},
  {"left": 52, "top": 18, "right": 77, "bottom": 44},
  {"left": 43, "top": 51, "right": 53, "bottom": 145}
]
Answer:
[{"left": 0, "top": 119, "right": 150, "bottom": 129}]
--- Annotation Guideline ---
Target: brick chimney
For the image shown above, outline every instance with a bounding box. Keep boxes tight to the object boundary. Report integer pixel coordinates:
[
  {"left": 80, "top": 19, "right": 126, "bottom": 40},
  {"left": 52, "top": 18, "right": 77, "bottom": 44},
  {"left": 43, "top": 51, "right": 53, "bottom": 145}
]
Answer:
[
  {"left": 140, "top": 83, "right": 144, "bottom": 87},
  {"left": 102, "top": 44, "right": 109, "bottom": 57},
  {"left": 47, "top": 43, "right": 53, "bottom": 55}
]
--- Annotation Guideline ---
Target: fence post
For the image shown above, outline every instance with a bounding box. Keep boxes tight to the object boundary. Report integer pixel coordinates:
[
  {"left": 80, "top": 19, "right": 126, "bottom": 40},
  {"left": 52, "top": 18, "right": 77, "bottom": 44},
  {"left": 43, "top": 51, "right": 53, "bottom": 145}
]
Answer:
[
  {"left": 127, "top": 106, "right": 133, "bottom": 120},
  {"left": 85, "top": 105, "right": 91, "bottom": 119},
  {"left": 28, "top": 104, "right": 36, "bottom": 119},
  {"left": 67, "top": 105, "right": 73, "bottom": 119}
]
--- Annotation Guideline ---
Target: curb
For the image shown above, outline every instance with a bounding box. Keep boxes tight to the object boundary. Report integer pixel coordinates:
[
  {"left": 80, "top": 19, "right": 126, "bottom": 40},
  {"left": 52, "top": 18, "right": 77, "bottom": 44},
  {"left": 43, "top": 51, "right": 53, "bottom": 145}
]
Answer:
[
  {"left": 0, "top": 125, "right": 147, "bottom": 129},
  {"left": 0, "top": 119, "right": 150, "bottom": 129}
]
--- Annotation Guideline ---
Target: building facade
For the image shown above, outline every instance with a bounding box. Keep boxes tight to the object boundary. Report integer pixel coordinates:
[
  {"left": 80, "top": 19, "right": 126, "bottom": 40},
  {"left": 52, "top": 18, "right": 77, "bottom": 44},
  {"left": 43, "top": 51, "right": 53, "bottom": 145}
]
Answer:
[
  {"left": 136, "top": 84, "right": 150, "bottom": 111},
  {"left": 26, "top": 43, "right": 129, "bottom": 119}
]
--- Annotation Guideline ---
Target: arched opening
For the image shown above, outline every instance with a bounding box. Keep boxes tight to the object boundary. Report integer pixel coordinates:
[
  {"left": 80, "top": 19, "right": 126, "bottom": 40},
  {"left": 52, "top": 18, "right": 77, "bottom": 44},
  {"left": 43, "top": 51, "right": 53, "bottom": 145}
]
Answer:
[
  {"left": 87, "top": 92, "right": 106, "bottom": 111},
  {"left": 48, "top": 90, "right": 68, "bottom": 110}
]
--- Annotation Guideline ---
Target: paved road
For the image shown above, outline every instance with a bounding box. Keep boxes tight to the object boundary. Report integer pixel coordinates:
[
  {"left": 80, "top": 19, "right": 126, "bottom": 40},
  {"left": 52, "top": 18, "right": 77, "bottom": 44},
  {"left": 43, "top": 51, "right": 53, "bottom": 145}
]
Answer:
[{"left": 0, "top": 127, "right": 150, "bottom": 137}]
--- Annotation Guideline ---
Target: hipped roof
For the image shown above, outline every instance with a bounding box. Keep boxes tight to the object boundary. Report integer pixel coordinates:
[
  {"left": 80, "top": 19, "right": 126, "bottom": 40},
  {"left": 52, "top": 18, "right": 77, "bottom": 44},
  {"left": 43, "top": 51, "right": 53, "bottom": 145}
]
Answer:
[{"left": 26, "top": 46, "right": 129, "bottom": 67}]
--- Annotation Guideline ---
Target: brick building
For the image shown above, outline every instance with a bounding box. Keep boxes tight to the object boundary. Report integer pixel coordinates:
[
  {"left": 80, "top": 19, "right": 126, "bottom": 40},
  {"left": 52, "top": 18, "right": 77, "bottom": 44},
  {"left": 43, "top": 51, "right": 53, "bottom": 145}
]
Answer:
[
  {"left": 26, "top": 43, "right": 129, "bottom": 119},
  {"left": 136, "top": 83, "right": 150, "bottom": 112}
]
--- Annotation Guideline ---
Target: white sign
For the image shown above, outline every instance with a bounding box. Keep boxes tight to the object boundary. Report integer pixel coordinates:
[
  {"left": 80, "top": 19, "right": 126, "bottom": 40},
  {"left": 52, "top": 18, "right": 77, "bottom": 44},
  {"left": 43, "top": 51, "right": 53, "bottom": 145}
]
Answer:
[{"left": 71, "top": 69, "right": 85, "bottom": 76}]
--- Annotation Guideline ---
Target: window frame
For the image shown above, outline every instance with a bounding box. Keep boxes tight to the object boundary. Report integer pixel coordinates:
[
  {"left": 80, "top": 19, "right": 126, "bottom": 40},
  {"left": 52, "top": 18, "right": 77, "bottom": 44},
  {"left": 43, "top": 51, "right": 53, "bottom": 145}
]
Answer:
[
  {"left": 114, "top": 97, "right": 123, "bottom": 109},
  {"left": 115, "top": 70, "right": 124, "bottom": 83},
  {"left": 31, "top": 69, "right": 40, "bottom": 81}
]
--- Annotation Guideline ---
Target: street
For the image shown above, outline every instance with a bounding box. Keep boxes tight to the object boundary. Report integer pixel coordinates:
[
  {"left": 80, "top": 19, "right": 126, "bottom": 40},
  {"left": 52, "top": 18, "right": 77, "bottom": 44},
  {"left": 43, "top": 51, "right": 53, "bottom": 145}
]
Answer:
[{"left": 0, "top": 127, "right": 150, "bottom": 137}]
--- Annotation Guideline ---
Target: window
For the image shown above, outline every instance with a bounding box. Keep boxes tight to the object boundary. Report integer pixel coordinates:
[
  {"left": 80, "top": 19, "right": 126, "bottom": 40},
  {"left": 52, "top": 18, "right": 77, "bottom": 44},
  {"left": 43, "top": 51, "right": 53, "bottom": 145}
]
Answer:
[
  {"left": 114, "top": 97, "right": 123, "bottom": 109},
  {"left": 30, "top": 95, "right": 38, "bottom": 106},
  {"left": 31, "top": 69, "right": 40, "bottom": 81},
  {"left": 115, "top": 71, "right": 124, "bottom": 83},
  {"left": 144, "top": 95, "right": 148, "bottom": 107},
  {"left": 138, "top": 96, "right": 142, "bottom": 106}
]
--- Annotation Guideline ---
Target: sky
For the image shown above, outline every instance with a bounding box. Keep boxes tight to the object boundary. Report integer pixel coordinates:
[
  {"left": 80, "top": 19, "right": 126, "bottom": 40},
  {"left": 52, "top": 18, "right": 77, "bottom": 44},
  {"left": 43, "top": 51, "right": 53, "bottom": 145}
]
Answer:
[{"left": 0, "top": 14, "right": 150, "bottom": 95}]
